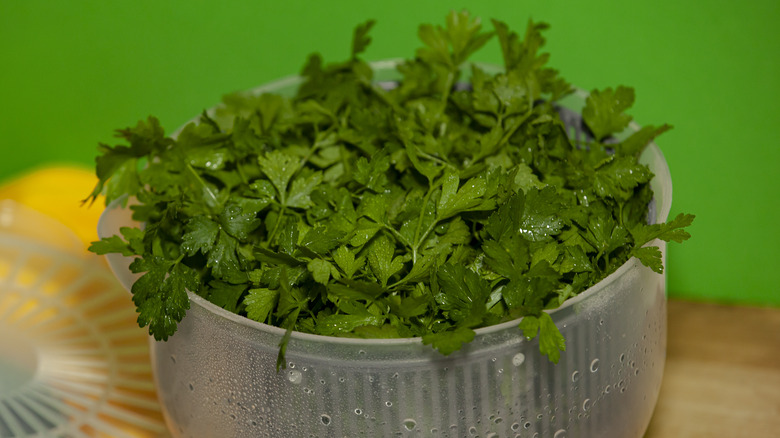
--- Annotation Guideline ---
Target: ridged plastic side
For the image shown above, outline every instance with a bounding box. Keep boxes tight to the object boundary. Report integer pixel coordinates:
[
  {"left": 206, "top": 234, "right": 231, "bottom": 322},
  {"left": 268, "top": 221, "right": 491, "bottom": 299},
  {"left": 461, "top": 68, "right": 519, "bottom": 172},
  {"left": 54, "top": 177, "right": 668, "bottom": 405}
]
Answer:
[{"left": 145, "top": 255, "right": 665, "bottom": 438}]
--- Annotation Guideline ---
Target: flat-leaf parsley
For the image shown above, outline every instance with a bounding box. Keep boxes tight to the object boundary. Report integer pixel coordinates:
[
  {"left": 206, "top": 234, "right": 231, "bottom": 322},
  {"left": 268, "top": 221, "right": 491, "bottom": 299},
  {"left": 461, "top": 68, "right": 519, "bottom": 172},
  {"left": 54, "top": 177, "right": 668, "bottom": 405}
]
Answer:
[{"left": 87, "top": 11, "right": 694, "bottom": 369}]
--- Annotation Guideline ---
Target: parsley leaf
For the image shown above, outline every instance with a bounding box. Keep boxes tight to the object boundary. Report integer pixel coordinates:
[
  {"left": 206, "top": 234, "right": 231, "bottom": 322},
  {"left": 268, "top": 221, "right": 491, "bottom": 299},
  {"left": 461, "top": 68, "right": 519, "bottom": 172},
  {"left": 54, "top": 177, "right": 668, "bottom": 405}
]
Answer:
[
  {"left": 434, "top": 263, "right": 491, "bottom": 326},
  {"left": 367, "top": 235, "right": 405, "bottom": 287},
  {"left": 181, "top": 216, "right": 220, "bottom": 256},
  {"left": 244, "top": 288, "right": 280, "bottom": 324},
  {"left": 130, "top": 257, "right": 195, "bottom": 340},
  {"left": 630, "top": 212, "right": 696, "bottom": 246},
  {"left": 258, "top": 150, "right": 300, "bottom": 203},
  {"left": 518, "top": 312, "right": 566, "bottom": 363},
  {"left": 89, "top": 226, "right": 144, "bottom": 256},
  {"left": 632, "top": 246, "right": 664, "bottom": 274},
  {"left": 417, "top": 10, "right": 493, "bottom": 69},
  {"left": 351, "top": 19, "right": 376, "bottom": 59},
  {"left": 422, "top": 326, "right": 476, "bottom": 356},
  {"left": 307, "top": 258, "right": 335, "bottom": 284},
  {"left": 592, "top": 156, "right": 653, "bottom": 202},
  {"left": 286, "top": 171, "right": 323, "bottom": 209},
  {"left": 332, "top": 245, "right": 364, "bottom": 278},
  {"left": 437, "top": 172, "right": 488, "bottom": 219},
  {"left": 583, "top": 86, "right": 636, "bottom": 142}
]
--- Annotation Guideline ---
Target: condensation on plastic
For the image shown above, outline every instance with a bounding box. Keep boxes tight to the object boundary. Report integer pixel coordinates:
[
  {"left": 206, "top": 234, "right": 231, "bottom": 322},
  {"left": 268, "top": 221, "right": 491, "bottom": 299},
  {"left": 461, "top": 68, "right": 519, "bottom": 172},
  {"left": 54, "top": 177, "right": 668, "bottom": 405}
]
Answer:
[
  {"left": 0, "top": 200, "right": 168, "bottom": 438},
  {"left": 99, "top": 61, "right": 673, "bottom": 438}
]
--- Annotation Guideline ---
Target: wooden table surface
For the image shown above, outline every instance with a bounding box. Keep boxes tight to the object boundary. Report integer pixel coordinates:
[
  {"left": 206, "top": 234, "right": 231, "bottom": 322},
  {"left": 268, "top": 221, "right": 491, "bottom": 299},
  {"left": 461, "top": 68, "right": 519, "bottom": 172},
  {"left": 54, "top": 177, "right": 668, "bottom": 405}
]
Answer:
[{"left": 644, "top": 299, "right": 780, "bottom": 437}]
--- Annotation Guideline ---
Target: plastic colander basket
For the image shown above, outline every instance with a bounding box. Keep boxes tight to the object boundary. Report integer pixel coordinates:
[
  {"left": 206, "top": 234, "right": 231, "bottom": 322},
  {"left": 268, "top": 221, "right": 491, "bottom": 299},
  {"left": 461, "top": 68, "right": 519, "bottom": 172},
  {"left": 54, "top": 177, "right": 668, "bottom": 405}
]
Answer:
[{"left": 0, "top": 200, "right": 168, "bottom": 438}]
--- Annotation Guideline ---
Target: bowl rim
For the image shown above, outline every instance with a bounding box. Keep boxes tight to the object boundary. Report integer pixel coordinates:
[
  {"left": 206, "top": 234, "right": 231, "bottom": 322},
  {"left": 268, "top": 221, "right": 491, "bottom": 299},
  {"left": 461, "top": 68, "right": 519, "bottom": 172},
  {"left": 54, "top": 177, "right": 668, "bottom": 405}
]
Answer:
[{"left": 99, "top": 59, "right": 673, "bottom": 347}]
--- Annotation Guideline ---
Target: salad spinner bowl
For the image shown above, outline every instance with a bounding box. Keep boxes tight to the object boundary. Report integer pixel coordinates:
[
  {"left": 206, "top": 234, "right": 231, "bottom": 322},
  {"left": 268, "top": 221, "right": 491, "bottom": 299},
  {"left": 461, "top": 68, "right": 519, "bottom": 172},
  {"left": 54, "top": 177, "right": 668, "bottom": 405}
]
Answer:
[{"left": 99, "top": 61, "right": 672, "bottom": 438}]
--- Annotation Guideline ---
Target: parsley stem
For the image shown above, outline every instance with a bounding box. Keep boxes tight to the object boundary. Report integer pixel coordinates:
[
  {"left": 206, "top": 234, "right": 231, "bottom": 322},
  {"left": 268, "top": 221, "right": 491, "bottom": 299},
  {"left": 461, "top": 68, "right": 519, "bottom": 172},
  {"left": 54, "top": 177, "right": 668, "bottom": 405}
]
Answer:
[
  {"left": 382, "top": 224, "right": 412, "bottom": 251},
  {"left": 412, "top": 187, "right": 437, "bottom": 263},
  {"left": 266, "top": 206, "right": 287, "bottom": 248},
  {"left": 417, "top": 150, "right": 455, "bottom": 169},
  {"left": 236, "top": 161, "right": 249, "bottom": 185},
  {"left": 415, "top": 221, "right": 439, "bottom": 257},
  {"left": 185, "top": 163, "right": 219, "bottom": 206},
  {"left": 595, "top": 250, "right": 605, "bottom": 274},
  {"left": 293, "top": 128, "right": 333, "bottom": 181},
  {"left": 441, "top": 70, "right": 455, "bottom": 106},
  {"left": 499, "top": 113, "right": 526, "bottom": 145}
]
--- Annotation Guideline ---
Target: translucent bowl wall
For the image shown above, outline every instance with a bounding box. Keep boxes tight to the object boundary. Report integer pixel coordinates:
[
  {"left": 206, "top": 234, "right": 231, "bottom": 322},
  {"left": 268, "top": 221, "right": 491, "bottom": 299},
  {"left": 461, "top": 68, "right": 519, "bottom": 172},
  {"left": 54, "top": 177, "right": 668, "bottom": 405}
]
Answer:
[{"left": 99, "top": 61, "right": 672, "bottom": 438}]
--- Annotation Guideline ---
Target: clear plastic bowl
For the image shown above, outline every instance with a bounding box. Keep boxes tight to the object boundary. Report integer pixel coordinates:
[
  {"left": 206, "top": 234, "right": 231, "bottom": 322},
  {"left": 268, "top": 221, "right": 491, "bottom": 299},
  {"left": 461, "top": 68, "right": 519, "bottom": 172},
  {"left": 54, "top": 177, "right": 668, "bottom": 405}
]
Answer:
[{"left": 99, "top": 61, "right": 672, "bottom": 438}]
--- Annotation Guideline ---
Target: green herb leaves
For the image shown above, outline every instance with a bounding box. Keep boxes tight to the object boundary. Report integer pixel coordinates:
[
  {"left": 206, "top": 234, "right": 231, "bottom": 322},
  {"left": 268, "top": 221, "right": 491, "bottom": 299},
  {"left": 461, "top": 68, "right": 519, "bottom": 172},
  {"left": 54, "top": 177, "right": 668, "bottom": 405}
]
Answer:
[
  {"left": 88, "top": 11, "right": 693, "bottom": 366},
  {"left": 518, "top": 313, "right": 566, "bottom": 364},
  {"left": 583, "top": 86, "right": 635, "bottom": 142},
  {"left": 129, "top": 257, "right": 196, "bottom": 340},
  {"left": 417, "top": 11, "right": 494, "bottom": 70}
]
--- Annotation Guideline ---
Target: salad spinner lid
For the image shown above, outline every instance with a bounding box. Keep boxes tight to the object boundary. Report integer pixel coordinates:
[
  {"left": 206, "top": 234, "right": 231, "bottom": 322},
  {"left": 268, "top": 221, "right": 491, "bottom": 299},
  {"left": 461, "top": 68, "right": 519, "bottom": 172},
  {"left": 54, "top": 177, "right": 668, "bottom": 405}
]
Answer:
[{"left": 0, "top": 200, "right": 168, "bottom": 438}]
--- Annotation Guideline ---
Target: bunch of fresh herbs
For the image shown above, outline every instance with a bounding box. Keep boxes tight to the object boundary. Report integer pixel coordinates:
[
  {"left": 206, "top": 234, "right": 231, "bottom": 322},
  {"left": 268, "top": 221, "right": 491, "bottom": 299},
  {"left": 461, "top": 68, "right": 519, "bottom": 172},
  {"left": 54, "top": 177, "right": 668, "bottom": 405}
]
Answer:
[{"left": 86, "top": 11, "right": 693, "bottom": 368}]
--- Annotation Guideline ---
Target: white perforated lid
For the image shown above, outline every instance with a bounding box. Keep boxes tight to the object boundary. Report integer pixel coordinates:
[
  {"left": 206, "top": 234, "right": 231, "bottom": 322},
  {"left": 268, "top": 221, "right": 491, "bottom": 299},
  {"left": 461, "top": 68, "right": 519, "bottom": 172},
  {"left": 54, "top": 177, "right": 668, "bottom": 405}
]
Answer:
[{"left": 0, "top": 200, "right": 169, "bottom": 438}]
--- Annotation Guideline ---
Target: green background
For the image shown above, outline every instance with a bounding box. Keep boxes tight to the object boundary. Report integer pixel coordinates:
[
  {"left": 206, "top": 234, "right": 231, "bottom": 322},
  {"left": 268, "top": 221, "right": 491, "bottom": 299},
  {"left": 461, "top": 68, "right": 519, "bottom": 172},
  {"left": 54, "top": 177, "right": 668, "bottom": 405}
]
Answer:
[{"left": 1, "top": 1, "right": 777, "bottom": 306}]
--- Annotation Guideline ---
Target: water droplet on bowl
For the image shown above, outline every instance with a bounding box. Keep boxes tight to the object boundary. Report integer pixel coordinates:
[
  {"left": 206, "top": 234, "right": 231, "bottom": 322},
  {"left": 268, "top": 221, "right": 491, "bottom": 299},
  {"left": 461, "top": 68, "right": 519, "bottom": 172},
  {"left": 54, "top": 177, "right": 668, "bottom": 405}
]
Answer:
[
  {"left": 554, "top": 429, "right": 567, "bottom": 438},
  {"left": 571, "top": 371, "right": 580, "bottom": 382},
  {"left": 590, "top": 359, "right": 600, "bottom": 372},
  {"left": 354, "top": 408, "right": 362, "bottom": 415},
  {"left": 512, "top": 353, "right": 525, "bottom": 366},
  {"left": 287, "top": 370, "right": 302, "bottom": 384},
  {"left": 582, "top": 399, "right": 591, "bottom": 411},
  {"left": 403, "top": 419, "right": 417, "bottom": 431},
  {"left": 320, "top": 414, "right": 331, "bottom": 425}
]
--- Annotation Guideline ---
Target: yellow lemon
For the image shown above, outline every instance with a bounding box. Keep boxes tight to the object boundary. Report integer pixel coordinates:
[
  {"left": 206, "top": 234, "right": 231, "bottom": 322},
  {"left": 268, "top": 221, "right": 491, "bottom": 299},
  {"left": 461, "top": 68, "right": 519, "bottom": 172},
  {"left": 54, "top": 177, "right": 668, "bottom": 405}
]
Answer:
[{"left": 0, "top": 166, "right": 104, "bottom": 249}]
